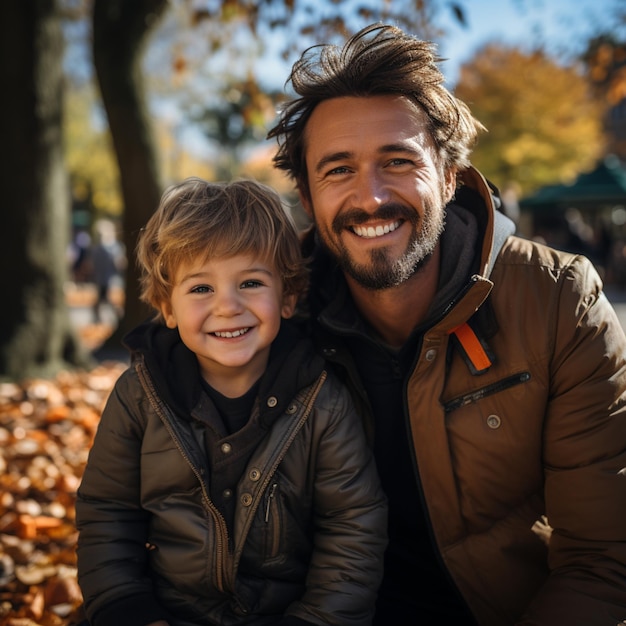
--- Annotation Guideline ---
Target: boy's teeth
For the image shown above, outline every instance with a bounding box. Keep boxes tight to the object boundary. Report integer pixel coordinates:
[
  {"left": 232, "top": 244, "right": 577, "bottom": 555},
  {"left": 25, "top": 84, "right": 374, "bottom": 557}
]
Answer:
[
  {"left": 352, "top": 220, "right": 400, "bottom": 238},
  {"left": 214, "top": 328, "right": 250, "bottom": 338}
]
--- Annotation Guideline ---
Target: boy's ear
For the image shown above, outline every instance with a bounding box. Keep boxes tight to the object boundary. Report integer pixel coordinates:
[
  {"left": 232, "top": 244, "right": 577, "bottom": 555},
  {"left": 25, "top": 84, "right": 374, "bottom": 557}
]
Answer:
[
  {"left": 281, "top": 293, "right": 298, "bottom": 319},
  {"left": 160, "top": 302, "right": 177, "bottom": 329}
]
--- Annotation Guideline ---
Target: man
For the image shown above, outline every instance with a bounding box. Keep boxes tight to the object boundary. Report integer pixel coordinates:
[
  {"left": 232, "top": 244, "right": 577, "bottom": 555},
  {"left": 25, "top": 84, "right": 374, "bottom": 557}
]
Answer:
[{"left": 267, "top": 23, "right": 626, "bottom": 626}]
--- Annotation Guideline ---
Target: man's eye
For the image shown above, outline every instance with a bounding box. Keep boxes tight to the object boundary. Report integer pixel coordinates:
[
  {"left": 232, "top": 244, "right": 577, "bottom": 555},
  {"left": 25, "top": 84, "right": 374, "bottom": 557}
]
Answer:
[
  {"left": 389, "top": 158, "right": 413, "bottom": 166},
  {"left": 326, "top": 165, "right": 350, "bottom": 176}
]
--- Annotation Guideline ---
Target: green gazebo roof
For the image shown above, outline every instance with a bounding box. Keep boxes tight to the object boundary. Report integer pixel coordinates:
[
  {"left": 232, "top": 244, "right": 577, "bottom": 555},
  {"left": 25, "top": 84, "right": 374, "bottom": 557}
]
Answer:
[{"left": 521, "top": 155, "right": 626, "bottom": 210}]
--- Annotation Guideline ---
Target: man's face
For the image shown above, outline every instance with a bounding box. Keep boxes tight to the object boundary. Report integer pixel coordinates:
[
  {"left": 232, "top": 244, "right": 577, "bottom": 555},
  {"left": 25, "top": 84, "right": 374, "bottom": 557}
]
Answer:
[{"left": 300, "top": 95, "right": 456, "bottom": 290}]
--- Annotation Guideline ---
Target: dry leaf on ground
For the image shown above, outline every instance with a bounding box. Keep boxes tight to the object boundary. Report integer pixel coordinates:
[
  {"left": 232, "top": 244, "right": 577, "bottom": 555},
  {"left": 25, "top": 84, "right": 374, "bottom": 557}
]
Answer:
[{"left": 0, "top": 360, "right": 126, "bottom": 626}]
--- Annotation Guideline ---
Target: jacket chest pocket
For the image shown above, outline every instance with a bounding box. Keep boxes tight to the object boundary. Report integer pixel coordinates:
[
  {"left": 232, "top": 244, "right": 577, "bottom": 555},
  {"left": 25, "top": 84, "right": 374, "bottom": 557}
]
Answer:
[
  {"left": 443, "top": 371, "right": 531, "bottom": 413},
  {"left": 440, "top": 370, "right": 545, "bottom": 517},
  {"left": 441, "top": 369, "right": 544, "bottom": 465}
]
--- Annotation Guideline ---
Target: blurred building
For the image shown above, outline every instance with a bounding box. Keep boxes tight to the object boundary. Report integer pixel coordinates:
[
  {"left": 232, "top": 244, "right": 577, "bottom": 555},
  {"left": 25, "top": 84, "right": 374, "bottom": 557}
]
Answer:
[{"left": 519, "top": 155, "right": 626, "bottom": 287}]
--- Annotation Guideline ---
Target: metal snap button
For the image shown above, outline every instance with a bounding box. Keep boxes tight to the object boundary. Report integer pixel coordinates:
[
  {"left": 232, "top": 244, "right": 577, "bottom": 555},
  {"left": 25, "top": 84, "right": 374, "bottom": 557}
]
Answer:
[
  {"left": 487, "top": 414, "right": 501, "bottom": 429},
  {"left": 425, "top": 348, "right": 437, "bottom": 361}
]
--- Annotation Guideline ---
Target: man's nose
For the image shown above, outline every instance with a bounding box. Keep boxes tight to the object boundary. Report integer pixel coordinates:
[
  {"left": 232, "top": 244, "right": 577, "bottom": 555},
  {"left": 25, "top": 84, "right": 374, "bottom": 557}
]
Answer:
[{"left": 353, "top": 170, "right": 391, "bottom": 212}]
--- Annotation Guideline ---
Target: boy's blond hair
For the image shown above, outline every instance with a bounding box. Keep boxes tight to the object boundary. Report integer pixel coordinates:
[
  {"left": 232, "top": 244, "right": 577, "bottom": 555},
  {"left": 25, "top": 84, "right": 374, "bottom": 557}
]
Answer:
[{"left": 136, "top": 178, "right": 308, "bottom": 321}]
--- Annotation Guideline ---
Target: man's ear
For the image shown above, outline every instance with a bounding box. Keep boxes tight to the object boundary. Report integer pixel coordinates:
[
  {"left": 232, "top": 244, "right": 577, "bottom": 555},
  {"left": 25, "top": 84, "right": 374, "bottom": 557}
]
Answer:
[
  {"left": 281, "top": 293, "right": 298, "bottom": 319},
  {"left": 444, "top": 167, "right": 458, "bottom": 204},
  {"left": 160, "top": 302, "right": 177, "bottom": 329},
  {"left": 298, "top": 188, "right": 313, "bottom": 218}
]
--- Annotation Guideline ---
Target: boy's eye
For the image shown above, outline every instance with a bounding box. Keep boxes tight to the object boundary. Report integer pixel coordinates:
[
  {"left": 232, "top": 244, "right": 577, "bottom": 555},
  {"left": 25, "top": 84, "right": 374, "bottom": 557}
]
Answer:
[
  {"left": 241, "top": 279, "right": 263, "bottom": 289},
  {"left": 190, "top": 285, "right": 211, "bottom": 294}
]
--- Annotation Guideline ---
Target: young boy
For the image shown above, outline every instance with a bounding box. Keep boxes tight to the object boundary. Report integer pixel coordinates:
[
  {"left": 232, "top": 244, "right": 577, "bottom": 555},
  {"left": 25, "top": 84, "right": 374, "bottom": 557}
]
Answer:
[{"left": 75, "top": 178, "right": 387, "bottom": 626}]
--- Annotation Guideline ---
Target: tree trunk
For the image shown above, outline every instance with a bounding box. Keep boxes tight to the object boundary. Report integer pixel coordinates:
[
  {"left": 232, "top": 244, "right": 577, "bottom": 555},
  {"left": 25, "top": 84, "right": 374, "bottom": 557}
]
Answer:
[
  {"left": 0, "top": 0, "right": 89, "bottom": 380},
  {"left": 92, "top": 0, "right": 167, "bottom": 354}
]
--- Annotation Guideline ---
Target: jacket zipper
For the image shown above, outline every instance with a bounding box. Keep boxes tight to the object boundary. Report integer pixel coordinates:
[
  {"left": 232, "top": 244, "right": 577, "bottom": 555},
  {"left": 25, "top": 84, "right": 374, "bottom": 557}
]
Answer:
[
  {"left": 136, "top": 360, "right": 231, "bottom": 592},
  {"left": 264, "top": 482, "right": 278, "bottom": 523},
  {"left": 443, "top": 371, "right": 531, "bottom": 413},
  {"left": 264, "top": 482, "right": 280, "bottom": 558}
]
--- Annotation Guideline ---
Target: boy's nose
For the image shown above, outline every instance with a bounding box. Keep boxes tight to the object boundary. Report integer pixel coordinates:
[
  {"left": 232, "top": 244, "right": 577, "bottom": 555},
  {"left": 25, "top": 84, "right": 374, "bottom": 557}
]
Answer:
[{"left": 214, "top": 290, "right": 243, "bottom": 316}]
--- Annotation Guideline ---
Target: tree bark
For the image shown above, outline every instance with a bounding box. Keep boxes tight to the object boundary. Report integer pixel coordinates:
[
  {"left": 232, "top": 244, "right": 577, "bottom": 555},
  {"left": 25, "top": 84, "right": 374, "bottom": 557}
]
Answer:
[
  {"left": 0, "top": 0, "right": 89, "bottom": 380},
  {"left": 92, "top": 0, "right": 168, "bottom": 353}
]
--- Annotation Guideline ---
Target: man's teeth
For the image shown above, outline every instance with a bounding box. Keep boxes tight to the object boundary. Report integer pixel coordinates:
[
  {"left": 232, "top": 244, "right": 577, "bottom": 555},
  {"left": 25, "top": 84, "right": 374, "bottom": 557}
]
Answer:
[
  {"left": 214, "top": 328, "right": 250, "bottom": 338},
  {"left": 352, "top": 220, "right": 401, "bottom": 239}
]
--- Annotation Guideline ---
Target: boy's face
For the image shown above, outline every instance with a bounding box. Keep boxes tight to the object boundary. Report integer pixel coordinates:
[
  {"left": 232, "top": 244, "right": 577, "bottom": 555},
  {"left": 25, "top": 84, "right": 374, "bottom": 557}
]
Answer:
[{"left": 161, "top": 253, "right": 296, "bottom": 397}]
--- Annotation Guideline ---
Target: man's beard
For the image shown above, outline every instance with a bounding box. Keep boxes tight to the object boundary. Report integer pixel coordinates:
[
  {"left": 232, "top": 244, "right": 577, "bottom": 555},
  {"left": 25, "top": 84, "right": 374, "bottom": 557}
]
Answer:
[{"left": 328, "top": 201, "right": 446, "bottom": 290}]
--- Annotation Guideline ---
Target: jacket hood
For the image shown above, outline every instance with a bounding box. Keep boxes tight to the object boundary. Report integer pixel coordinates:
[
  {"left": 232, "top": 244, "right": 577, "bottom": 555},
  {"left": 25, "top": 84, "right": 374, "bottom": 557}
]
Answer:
[
  {"left": 456, "top": 167, "right": 516, "bottom": 276},
  {"left": 123, "top": 320, "right": 202, "bottom": 418}
]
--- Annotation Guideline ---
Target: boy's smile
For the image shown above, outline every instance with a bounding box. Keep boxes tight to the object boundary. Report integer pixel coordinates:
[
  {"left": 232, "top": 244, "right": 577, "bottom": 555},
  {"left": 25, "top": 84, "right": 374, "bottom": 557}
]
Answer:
[
  {"left": 161, "top": 253, "right": 296, "bottom": 397},
  {"left": 212, "top": 327, "right": 251, "bottom": 338}
]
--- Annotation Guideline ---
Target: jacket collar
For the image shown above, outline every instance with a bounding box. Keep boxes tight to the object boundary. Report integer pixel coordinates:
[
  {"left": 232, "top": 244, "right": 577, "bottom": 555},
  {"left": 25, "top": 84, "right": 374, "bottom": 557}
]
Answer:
[
  {"left": 123, "top": 319, "right": 325, "bottom": 426},
  {"left": 456, "top": 166, "right": 516, "bottom": 278},
  {"left": 302, "top": 166, "right": 516, "bottom": 374}
]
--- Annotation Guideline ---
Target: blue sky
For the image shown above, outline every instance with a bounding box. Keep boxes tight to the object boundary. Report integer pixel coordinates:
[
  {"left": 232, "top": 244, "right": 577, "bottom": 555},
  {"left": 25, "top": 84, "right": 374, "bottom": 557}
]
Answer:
[{"left": 436, "top": 0, "right": 623, "bottom": 86}]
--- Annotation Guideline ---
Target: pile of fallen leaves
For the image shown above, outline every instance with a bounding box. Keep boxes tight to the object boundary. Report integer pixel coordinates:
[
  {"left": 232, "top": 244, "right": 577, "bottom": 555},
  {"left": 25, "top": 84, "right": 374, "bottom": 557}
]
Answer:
[{"left": 0, "top": 360, "right": 127, "bottom": 626}]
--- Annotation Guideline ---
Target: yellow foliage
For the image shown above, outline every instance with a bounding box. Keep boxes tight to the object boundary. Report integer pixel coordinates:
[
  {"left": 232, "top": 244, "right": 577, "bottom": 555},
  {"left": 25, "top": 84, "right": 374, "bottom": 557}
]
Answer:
[
  {"left": 454, "top": 44, "right": 607, "bottom": 195},
  {"left": 64, "top": 85, "right": 122, "bottom": 217}
]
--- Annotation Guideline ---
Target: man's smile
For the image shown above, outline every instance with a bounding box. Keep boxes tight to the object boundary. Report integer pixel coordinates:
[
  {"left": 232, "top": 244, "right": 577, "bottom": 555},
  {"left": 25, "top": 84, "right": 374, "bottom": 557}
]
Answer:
[{"left": 351, "top": 220, "right": 402, "bottom": 239}]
